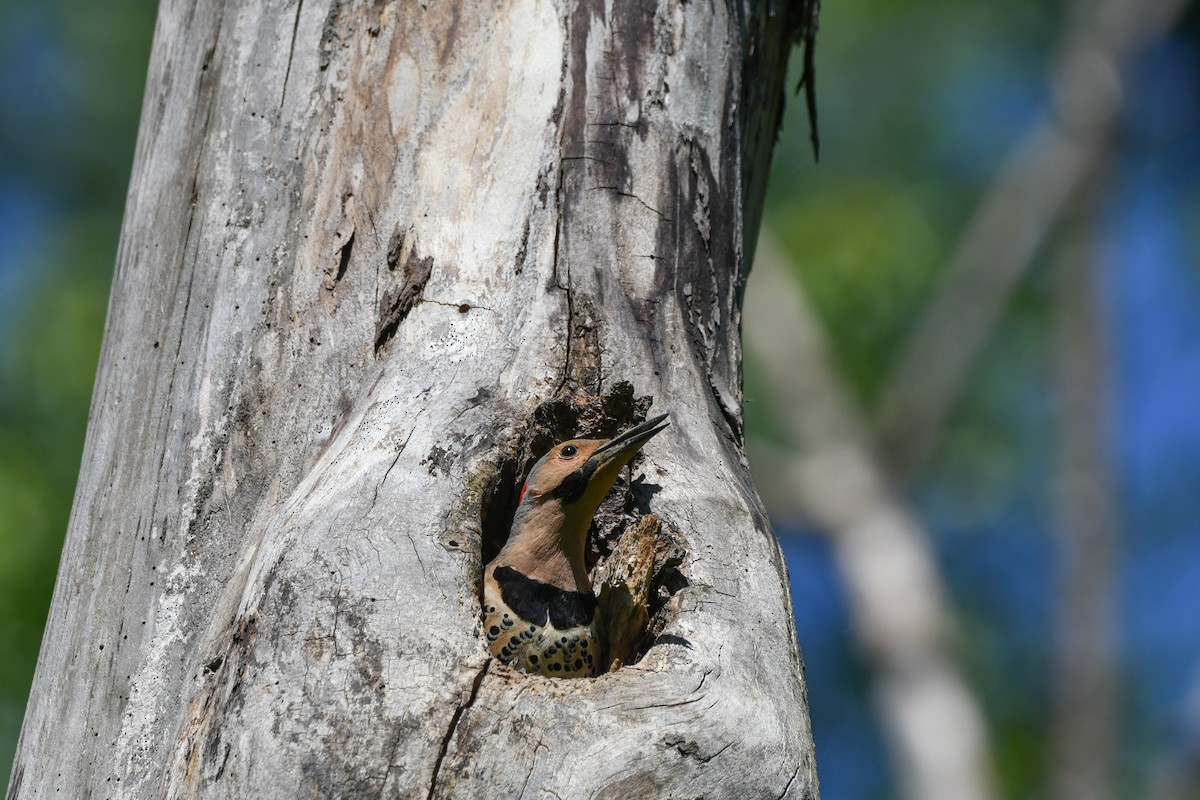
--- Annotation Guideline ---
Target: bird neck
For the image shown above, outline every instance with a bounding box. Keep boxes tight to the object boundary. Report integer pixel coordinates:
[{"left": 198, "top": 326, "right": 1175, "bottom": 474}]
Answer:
[{"left": 496, "top": 500, "right": 592, "bottom": 592}]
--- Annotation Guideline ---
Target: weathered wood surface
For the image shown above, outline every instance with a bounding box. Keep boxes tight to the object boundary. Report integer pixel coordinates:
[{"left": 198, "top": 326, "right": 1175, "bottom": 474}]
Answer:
[{"left": 10, "top": 1, "right": 817, "bottom": 797}]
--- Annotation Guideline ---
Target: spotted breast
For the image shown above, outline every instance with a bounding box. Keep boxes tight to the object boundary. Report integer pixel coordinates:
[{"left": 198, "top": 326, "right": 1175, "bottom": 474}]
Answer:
[{"left": 483, "top": 564, "right": 599, "bottom": 678}]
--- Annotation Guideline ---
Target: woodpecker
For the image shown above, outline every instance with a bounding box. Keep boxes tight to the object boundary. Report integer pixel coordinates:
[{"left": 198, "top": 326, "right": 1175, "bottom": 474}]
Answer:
[{"left": 482, "top": 413, "right": 669, "bottom": 677}]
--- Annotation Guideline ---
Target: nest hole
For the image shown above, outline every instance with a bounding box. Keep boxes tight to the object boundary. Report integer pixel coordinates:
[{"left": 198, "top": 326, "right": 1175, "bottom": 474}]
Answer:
[{"left": 476, "top": 381, "right": 689, "bottom": 671}]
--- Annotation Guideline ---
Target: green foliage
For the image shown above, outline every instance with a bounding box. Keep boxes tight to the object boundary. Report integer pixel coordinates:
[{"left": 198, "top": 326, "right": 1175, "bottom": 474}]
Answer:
[
  {"left": 756, "top": 0, "right": 1061, "bottom": 483},
  {"left": 767, "top": 185, "right": 947, "bottom": 403}
]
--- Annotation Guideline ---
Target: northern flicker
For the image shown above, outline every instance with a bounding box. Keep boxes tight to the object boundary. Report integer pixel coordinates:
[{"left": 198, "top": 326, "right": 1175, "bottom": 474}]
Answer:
[{"left": 482, "top": 413, "right": 669, "bottom": 677}]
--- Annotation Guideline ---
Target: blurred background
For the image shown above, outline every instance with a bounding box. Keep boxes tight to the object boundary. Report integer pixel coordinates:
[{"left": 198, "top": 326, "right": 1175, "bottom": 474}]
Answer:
[{"left": 2, "top": 0, "right": 1199, "bottom": 797}]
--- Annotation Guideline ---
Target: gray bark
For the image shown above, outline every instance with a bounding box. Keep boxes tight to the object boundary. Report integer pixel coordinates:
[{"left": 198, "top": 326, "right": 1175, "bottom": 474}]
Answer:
[{"left": 8, "top": 0, "right": 817, "bottom": 798}]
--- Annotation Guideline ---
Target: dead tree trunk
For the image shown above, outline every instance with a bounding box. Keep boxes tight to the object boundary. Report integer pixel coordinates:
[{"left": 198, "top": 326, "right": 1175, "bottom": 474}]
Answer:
[{"left": 8, "top": 1, "right": 817, "bottom": 797}]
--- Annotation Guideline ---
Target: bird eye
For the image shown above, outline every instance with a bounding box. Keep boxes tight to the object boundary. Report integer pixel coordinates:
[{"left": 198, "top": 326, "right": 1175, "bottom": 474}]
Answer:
[{"left": 560, "top": 445, "right": 578, "bottom": 458}]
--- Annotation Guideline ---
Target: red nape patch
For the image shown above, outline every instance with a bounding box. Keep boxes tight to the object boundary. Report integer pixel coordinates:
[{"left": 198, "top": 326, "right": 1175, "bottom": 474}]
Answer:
[{"left": 518, "top": 483, "right": 527, "bottom": 505}]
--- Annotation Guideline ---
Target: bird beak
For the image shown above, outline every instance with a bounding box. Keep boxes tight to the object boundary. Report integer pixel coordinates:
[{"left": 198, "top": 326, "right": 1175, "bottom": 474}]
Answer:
[
  {"left": 590, "top": 413, "right": 670, "bottom": 470},
  {"left": 543, "top": 413, "right": 669, "bottom": 517}
]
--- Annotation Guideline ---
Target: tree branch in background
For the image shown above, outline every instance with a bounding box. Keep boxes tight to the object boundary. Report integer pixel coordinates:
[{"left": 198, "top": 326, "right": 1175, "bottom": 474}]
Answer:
[
  {"left": 746, "top": 230, "right": 998, "bottom": 800},
  {"left": 1049, "top": 157, "right": 1120, "bottom": 800},
  {"left": 875, "top": 0, "right": 1192, "bottom": 480}
]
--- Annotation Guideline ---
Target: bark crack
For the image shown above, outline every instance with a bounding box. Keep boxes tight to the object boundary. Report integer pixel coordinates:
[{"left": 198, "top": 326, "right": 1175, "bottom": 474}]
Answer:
[
  {"left": 777, "top": 762, "right": 802, "bottom": 800},
  {"left": 662, "top": 734, "right": 733, "bottom": 763},
  {"left": 551, "top": 151, "right": 573, "bottom": 398},
  {"left": 424, "top": 298, "right": 497, "bottom": 314},
  {"left": 279, "top": 0, "right": 304, "bottom": 115},
  {"left": 377, "top": 724, "right": 405, "bottom": 799},
  {"left": 371, "top": 410, "right": 422, "bottom": 508},
  {"left": 556, "top": 280, "right": 575, "bottom": 397},
  {"left": 427, "top": 660, "right": 491, "bottom": 800},
  {"left": 589, "top": 185, "right": 672, "bottom": 221},
  {"left": 517, "top": 736, "right": 545, "bottom": 798}
]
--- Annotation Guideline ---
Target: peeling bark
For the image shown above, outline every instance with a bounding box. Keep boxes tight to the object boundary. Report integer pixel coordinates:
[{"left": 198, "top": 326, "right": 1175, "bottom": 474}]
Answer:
[{"left": 9, "top": 1, "right": 817, "bottom": 797}]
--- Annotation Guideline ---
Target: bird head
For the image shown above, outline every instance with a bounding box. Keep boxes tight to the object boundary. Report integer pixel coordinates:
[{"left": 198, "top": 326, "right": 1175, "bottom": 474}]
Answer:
[
  {"left": 519, "top": 413, "right": 669, "bottom": 512},
  {"left": 497, "top": 414, "right": 669, "bottom": 584}
]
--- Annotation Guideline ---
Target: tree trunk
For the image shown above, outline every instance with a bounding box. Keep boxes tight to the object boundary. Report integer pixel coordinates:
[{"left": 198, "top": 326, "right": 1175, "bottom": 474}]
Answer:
[{"left": 8, "top": 1, "right": 817, "bottom": 798}]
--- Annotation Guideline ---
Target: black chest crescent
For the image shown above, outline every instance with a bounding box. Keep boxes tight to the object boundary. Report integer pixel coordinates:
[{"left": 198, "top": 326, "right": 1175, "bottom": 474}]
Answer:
[{"left": 493, "top": 565, "right": 596, "bottom": 629}]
